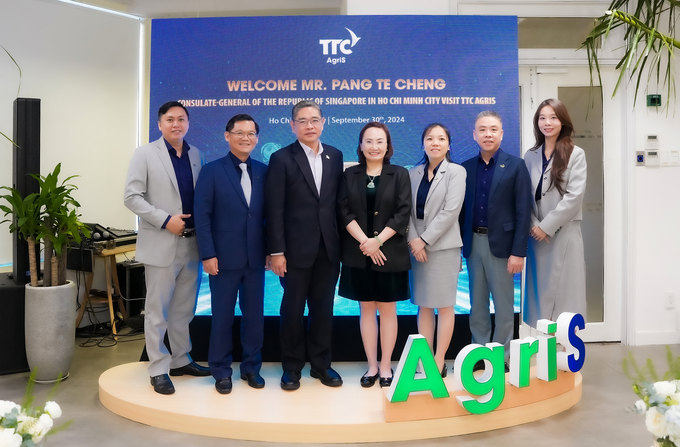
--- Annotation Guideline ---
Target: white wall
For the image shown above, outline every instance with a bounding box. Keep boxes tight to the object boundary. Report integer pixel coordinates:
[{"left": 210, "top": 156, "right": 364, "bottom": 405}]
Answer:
[
  {"left": 342, "top": 0, "right": 451, "bottom": 15},
  {"left": 0, "top": 0, "right": 140, "bottom": 265},
  {"left": 631, "top": 104, "right": 680, "bottom": 345}
]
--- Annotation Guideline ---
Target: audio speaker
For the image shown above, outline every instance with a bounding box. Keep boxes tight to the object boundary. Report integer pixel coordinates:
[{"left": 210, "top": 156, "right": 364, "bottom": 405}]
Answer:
[
  {"left": 117, "top": 261, "right": 146, "bottom": 317},
  {"left": 12, "top": 98, "right": 41, "bottom": 285}
]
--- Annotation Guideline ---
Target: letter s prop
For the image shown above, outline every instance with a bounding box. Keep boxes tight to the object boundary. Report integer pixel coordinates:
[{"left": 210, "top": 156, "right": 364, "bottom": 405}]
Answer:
[{"left": 556, "top": 312, "right": 586, "bottom": 373}]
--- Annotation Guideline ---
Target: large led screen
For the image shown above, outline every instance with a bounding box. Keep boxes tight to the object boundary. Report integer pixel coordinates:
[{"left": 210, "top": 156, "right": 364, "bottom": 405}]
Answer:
[{"left": 149, "top": 15, "right": 520, "bottom": 316}]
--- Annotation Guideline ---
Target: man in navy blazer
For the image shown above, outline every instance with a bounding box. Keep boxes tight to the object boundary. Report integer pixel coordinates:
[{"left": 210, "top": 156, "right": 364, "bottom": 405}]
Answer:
[
  {"left": 265, "top": 100, "right": 344, "bottom": 391},
  {"left": 460, "top": 111, "right": 532, "bottom": 369},
  {"left": 194, "top": 114, "right": 268, "bottom": 394}
]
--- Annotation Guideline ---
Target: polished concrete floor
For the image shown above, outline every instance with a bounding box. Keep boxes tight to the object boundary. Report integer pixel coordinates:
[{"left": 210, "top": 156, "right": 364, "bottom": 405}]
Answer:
[{"left": 0, "top": 333, "right": 669, "bottom": 447}]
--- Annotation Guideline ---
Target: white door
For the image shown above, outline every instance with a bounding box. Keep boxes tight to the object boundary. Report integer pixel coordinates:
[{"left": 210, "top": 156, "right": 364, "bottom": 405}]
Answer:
[{"left": 519, "top": 65, "right": 624, "bottom": 342}]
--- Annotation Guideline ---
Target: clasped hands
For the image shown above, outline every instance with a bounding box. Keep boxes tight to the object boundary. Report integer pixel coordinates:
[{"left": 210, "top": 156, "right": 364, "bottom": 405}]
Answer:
[
  {"left": 408, "top": 237, "right": 427, "bottom": 263},
  {"left": 360, "top": 238, "right": 386, "bottom": 266},
  {"left": 530, "top": 225, "right": 549, "bottom": 243}
]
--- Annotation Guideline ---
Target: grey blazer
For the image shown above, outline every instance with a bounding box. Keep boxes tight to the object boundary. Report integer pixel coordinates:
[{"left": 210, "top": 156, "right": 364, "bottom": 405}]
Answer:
[
  {"left": 524, "top": 145, "right": 586, "bottom": 236},
  {"left": 407, "top": 159, "right": 466, "bottom": 251},
  {"left": 124, "top": 136, "right": 203, "bottom": 267}
]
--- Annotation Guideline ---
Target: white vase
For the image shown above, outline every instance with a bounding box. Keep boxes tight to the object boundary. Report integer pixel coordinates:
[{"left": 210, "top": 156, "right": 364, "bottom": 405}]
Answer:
[{"left": 24, "top": 281, "right": 76, "bottom": 383}]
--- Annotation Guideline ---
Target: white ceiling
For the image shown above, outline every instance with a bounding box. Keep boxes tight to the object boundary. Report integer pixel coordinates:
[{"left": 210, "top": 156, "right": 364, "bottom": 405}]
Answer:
[{"left": 70, "top": 0, "right": 343, "bottom": 18}]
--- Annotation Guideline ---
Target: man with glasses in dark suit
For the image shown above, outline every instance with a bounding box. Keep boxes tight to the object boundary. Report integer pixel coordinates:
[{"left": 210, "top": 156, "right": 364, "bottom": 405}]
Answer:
[{"left": 265, "top": 100, "right": 344, "bottom": 391}]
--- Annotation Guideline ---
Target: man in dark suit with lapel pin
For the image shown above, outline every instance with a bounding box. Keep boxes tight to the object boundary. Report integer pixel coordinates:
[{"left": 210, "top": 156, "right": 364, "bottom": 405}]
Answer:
[
  {"left": 194, "top": 114, "right": 268, "bottom": 394},
  {"left": 265, "top": 100, "right": 344, "bottom": 391},
  {"left": 460, "top": 110, "right": 532, "bottom": 371}
]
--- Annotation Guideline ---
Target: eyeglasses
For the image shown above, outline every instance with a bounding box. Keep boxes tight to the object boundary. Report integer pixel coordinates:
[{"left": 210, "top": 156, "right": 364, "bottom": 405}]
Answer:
[
  {"left": 292, "top": 118, "right": 322, "bottom": 127},
  {"left": 230, "top": 131, "right": 258, "bottom": 139}
]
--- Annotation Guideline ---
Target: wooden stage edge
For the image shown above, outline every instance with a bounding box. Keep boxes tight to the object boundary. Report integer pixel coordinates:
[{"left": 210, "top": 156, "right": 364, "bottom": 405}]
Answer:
[{"left": 99, "top": 362, "right": 582, "bottom": 443}]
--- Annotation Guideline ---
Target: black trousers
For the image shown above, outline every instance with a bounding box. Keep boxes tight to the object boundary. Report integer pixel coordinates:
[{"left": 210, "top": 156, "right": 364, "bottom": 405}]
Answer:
[{"left": 279, "top": 241, "right": 340, "bottom": 372}]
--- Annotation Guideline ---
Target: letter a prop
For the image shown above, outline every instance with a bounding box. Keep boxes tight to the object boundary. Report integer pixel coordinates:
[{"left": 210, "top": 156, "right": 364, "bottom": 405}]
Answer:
[{"left": 386, "top": 334, "right": 449, "bottom": 403}]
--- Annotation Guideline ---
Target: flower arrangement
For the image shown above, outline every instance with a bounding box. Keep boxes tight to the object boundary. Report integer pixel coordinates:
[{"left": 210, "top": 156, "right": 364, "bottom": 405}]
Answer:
[
  {"left": 626, "top": 347, "right": 680, "bottom": 447},
  {"left": 0, "top": 372, "right": 69, "bottom": 446}
]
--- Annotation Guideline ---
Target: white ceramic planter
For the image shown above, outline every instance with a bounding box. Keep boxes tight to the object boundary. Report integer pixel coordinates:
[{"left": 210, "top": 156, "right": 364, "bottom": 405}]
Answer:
[{"left": 24, "top": 280, "right": 76, "bottom": 382}]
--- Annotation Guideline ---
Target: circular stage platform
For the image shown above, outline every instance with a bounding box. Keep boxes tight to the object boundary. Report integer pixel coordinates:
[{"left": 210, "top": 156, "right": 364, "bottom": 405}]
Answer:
[{"left": 99, "top": 362, "right": 582, "bottom": 443}]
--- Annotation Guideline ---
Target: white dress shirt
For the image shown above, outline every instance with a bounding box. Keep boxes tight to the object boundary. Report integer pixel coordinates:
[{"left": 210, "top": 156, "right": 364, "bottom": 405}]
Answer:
[{"left": 299, "top": 140, "right": 324, "bottom": 194}]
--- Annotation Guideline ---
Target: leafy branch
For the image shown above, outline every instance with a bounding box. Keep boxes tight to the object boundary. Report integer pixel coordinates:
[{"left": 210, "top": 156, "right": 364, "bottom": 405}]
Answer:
[
  {"left": 0, "top": 163, "right": 89, "bottom": 286},
  {"left": 623, "top": 345, "right": 680, "bottom": 397},
  {"left": 581, "top": 0, "right": 679, "bottom": 109}
]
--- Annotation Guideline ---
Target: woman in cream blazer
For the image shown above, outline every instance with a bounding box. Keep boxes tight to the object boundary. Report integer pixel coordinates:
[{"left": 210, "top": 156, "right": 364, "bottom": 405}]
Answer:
[
  {"left": 523, "top": 98, "right": 587, "bottom": 327},
  {"left": 407, "top": 123, "right": 466, "bottom": 377}
]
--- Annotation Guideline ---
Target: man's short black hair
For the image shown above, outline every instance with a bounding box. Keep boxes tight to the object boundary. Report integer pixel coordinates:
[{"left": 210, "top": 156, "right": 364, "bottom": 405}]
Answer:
[
  {"left": 158, "top": 101, "right": 189, "bottom": 121},
  {"left": 226, "top": 114, "right": 259, "bottom": 134}
]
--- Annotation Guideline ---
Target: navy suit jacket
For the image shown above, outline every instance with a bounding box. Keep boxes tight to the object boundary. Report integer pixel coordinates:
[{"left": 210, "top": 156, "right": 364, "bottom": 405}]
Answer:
[
  {"left": 265, "top": 141, "right": 343, "bottom": 268},
  {"left": 460, "top": 149, "right": 532, "bottom": 259},
  {"left": 194, "top": 155, "right": 267, "bottom": 270}
]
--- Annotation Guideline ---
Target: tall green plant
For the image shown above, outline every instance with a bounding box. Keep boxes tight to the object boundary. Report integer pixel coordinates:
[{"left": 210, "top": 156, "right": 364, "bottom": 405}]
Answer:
[
  {"left": 0, "top": 163, "right": 89, "bottom": 287},
  {"left": 0, "top": 189, "right": 41, "bottom": 285},
  {"left": 582, "top": 0, "right": 679, "bottom": 109},
  {"left": 33, "top": 164, "right": 89, "bottom": 286}
]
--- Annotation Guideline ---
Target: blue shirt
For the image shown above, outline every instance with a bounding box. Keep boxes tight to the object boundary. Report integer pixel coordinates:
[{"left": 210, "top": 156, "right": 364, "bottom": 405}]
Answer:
[
  {"left": 472, "top": 149, "right": 500, "bottom": 228},
  {"left": 416, "top": 160, "right": 442, "bottom": 220},
  {"left": 162, "top": 139, "right": 195, "bottom": 230}
]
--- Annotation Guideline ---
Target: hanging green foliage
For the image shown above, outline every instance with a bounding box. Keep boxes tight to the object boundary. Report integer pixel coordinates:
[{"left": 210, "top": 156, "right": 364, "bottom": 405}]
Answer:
[{"left": 581, "top": 0, "right": 679, "bottom": 109}]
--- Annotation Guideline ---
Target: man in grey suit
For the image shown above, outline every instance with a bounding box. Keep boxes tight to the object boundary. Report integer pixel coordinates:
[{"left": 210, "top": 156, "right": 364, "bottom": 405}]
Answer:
[
  {"left": 460, "top": 111, "right": 532, "bottom": 371},
  {"left": 124, "top": 101, "right": 209, "bottom": 395}
]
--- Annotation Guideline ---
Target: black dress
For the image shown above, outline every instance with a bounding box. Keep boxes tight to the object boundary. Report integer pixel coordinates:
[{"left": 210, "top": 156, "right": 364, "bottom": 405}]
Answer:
[{"left": 338, "top": 176, "right": 410, "bottom": 303}]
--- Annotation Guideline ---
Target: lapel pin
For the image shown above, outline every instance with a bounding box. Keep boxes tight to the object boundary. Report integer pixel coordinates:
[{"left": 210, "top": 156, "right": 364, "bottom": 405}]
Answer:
[
  {"left": 326, "top": 155, "right": 330, "bottom": 159},
  {"left": 500, "top": 164, "right": 506, "bottom": 168}
]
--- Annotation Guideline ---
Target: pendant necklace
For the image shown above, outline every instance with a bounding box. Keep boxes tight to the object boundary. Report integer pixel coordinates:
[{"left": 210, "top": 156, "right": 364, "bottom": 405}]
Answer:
[{"left": 367, "top": 169, "right": 381, "bottom": 189}]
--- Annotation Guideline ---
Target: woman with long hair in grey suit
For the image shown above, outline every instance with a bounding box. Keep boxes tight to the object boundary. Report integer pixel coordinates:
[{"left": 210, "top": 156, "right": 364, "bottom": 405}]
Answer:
[
  {"left": 523, "top": 98, "right": 587, "bottom": 327},
  {"left": 407, "top": 123, "right": 466, "bottom": 377}
]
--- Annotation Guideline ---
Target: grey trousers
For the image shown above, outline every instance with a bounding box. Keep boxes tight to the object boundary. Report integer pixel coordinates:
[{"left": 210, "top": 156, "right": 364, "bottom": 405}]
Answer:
[
  {"left": 467, "top": 233, "right": 515, "bottom": 360},
  {"left": 143, "top": 237, "right": 200, "bottom": 377}
]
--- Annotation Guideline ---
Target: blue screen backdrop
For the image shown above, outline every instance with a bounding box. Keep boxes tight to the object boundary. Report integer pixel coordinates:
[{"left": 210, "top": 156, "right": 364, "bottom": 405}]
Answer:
[{"left": 149, "top": 15, "right": 520, "bottom": 316}]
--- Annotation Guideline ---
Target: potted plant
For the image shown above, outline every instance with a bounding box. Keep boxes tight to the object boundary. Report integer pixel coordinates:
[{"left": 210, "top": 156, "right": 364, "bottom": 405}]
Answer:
[{"left": 0, "top": 163, "right": 89, "bottom": 382}]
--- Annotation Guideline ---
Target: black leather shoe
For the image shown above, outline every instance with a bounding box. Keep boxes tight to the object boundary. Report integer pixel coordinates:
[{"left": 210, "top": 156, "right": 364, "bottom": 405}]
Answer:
[
  {"left": 169, "top": 361, "right": 211, "bottom": 377},
  {"left": 379, "top": 369, "right": 394, "bottom": 388},
  {"left": 241, "top": 372, "right": 265, "bottom": 389},
  {"left": 360, "top": 370, "right": 380, "bottom": 388},
  {"left": 310, "top": 367, "right": 343, "bottom": 387},
  {"left": 441, "top": 363, "right": 448, "bottom": 378},
  {"left": 150, "top": 374, "right": 175, "bottom": 395},
  {"left": 281, "top": 370, "right": 301, "bottom": 391},
  {"left": 215, "top": 377, "right": 232, "bottom": 394},
  {"left": 473, "top": 360, "right": 485, "bottom": 372}
]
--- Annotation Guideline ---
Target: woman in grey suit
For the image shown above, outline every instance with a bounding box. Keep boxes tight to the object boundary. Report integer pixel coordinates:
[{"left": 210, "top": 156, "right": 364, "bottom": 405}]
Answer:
[
  {"left": 407, "top": 123, "right": 466, "bottom": 377},
  {"left": 523, "top": 99, "right": 587, "bottom": 327}
]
